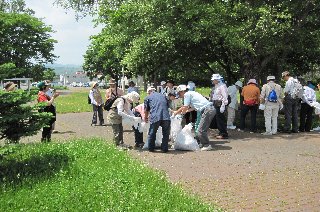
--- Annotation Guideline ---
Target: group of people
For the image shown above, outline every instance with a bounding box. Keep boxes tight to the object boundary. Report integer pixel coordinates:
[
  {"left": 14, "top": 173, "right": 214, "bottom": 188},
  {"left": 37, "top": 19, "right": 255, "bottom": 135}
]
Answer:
[{"left": 30, "top": 70, "right": 319, "bottom": 151}]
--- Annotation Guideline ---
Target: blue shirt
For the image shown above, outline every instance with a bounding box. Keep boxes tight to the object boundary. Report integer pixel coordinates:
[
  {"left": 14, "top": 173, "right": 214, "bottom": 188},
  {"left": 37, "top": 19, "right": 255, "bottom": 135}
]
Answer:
[
  {"left": 127, "top": 86, "right": 139, "bottom": 94},
  {"left": 184, "top": 91, "right": 212, "bottom": 111},
  {"left": 144, "top": 92, "right": 170, "bottom": 124}
]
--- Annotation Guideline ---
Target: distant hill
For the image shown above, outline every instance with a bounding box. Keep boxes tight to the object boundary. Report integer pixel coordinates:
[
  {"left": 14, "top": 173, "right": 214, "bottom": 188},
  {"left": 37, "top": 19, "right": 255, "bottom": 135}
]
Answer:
[{"left": 46, "top": 64, "right": 84, "bottom": 75}]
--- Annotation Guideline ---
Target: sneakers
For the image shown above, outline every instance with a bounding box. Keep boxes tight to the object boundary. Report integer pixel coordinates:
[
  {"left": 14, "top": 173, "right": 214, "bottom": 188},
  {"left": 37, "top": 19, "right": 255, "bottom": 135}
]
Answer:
[
  {"left": 216, "top": 135, "right": 228, "bottom": 139},
  {"left": 227, "top": 125, "right": 236, "bottom": 130},
  {"left": 313, "top": 126, "right": 320, "bottom": 131},
  {"left": 201, "top": 145, "right": 213, "bottom": 151},
  {"left": 261, "top": 132, "right": 272, "bottom": 136}
]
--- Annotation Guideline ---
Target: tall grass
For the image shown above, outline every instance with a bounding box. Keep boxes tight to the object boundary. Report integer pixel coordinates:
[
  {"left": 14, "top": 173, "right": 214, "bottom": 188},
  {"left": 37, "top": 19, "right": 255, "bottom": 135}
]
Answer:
[{"left": 0, "top": 139, "right": 220, "bottom": 211}]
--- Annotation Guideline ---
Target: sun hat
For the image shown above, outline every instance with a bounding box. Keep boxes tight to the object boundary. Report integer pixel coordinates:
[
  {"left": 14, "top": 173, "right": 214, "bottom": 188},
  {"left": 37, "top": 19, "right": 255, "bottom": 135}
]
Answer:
[
  {"left": 90, "top": 81, "right": 98, "bottom": 89},
  {"left": 108, "top": 78, "right": 116, "bottom": 85},
  {"left": 4, "top": 82, "right": 17, "bottom": 91},
  {"left": 147, "top": 86, "right": 156, "bottom": 93},
  {"left": 124, "top": 91, "right": 140, "bottom": 103},
  {"left": 176, "top": 84, "right": 187, "bottom": 93},
  {"left": 37, "top": 81, "right": 50, "bottom": 89},
  {"left": 235, "top": 81, "right": 243, "bottom": 88},
  {"left": 160, "top": 81, "right": 166, "bottom": 86},
  {"left": 211, "top": 74, "right": 222, "bottom": 81},
  {"left": 247, "top": 79, "right": 257, "bottom": 85},
  {"left": 267, "top": 76, "right": 275, "bottom": 81},
  {"left": 281, "top": 71, "right": 290, "bottom": 78}
]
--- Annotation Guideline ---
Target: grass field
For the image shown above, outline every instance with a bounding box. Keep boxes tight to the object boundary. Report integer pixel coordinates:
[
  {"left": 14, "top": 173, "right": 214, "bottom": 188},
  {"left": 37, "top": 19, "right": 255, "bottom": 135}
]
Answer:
[{"left": 0, "top": 139, "right": 220, "bottom": 211}]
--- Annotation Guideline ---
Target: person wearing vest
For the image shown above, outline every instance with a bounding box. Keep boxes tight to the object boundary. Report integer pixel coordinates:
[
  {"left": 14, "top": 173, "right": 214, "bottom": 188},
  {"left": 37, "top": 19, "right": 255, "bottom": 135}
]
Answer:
[
  {"left": 227, "top": 80, "right": 243, "bottom": 129},
  {"left": 260, "top": 76, "right": 283, "bottom": 135},
  {"left": 107, "top": 91, "right": 141, "bottom": 148},
  {"left": 37, "top": 81, "right": 60, "bottom": 142},
  {"left": 282, "top": 71, "right": 299, "bottom": 133},
  {"left": 299, "top": 81, "right": 317, "bottom": 132},
  {"left": 89, "top": 81, "right": 104, "bottom": 126},
  {"left": 240, "top": 79, "right": 260, "bottom": 133},
  {"left": 211, "top": 74, "right": 229, "bottom": 139},
  {"left": 105, "top": 78, "right": 124, "bottom": 101}
]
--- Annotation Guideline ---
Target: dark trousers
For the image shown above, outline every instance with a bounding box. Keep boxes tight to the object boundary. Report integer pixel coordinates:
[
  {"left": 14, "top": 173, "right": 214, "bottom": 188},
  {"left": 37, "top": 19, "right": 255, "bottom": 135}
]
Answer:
[
  {"left": 147, "top": 120, "right": 171, "bottom": 151},
  {"left": 42, "top": 123, "right": 53, "bottom": 142},
  {"left": 133, "top": 110, "right": 143, "bottom": 145},
  {"left": 240, "top": 105, "right": 258, "bottom": 132},
  {"left": 214, "top": 106, "right": 228, "bottom": 137},
  {"left": 284, "top": 96, "right": 299, "bottom": 132},
  {"left": 185, "top": 110, "right": 197, "bottom": 124},
  {"left": 92, "top": 104, "right": 104, "bottom": 125},
  {"left": 299, "top": 103, "right": 314, "bottom": 132}
]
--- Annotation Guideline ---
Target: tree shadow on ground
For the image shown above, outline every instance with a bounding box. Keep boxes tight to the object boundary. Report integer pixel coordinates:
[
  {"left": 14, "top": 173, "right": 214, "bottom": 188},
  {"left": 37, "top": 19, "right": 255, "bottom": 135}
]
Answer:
[
  {"left": 0, "top": 152, "right": 71, "bottom": 189},
  {"left": 54, "top": 130, "right": 76, "bottom": 134}
]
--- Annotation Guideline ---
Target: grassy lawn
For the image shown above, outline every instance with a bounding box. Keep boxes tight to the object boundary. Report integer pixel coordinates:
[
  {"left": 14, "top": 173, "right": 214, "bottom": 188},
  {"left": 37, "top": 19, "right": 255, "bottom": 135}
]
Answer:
[{"left": 0, "top": 139, "right": 220, "bottom": 211}]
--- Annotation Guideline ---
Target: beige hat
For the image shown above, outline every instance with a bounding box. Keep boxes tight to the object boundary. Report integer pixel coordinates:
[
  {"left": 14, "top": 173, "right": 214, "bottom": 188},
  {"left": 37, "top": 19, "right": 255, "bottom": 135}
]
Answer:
[
  {"left": 4, "top": 82, "right": 16, "bottom": 91},
  {"left": 90, "top": 81, "right": 98, "bottom": 89},
  {"left": 281, "top": 71, "right": 290, "bottom": 77},
  {"left": 124, "top": 91, "right": 140, "bottom": 103},
  {"left": 267, "top": 76, "right": 275, "bottom": 81},
  {"left": 176, "top": 84, "right": 187, "bottom": 93},
  {"left": 108, "top": 78, "right": 116, "bottom": 85},
  {"left": 147, "top": 86, "right": 156, "bottom": 93},
  {"left": 247, "top": 79, "right": 257, "bottom": 85}
]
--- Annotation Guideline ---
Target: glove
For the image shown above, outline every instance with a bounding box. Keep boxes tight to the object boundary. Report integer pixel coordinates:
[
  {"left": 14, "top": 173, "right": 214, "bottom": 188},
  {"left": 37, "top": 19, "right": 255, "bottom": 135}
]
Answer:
[
  {"left": 279, "top": 104, "right": 284, "bottom": 111},
  {"left": 220, "top": 105, "right": 225, "bottom": 113}
]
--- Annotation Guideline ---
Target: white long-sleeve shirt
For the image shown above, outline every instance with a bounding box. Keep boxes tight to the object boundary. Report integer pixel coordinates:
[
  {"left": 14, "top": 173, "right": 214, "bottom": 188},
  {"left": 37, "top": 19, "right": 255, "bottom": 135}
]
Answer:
[
  {"left": 212, "top": 83, "right": 228, "bottom": 106},
  {"left": 301, "top": 86, "right": 316, "bottom": 106},
  {"left": 283, "top": 77, "right": 295, "bottom": 96},
  {"left": 89, "top": 89, "right": 103, "bottom": 106},
  {"left": 116, "top": 98, "right": 135, "bottom": 119}
]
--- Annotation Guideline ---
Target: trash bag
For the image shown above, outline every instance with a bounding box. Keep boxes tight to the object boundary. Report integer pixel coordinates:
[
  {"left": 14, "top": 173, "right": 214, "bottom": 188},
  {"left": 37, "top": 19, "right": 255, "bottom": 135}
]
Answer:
[
  {"left": 138, "top": 121, "right": 150, "bottom": 133},
  {"left": 311, "top": 102, "right": 320, "bottom": 115},
  {"left": 174, "top": 123, "right": 200, "bottom": 151},
  {"left": 170, "top": 115, "right": 183, "bottom": 142},
  {"left": 142, "top": 126, "right": 162, "bottom": 149}
]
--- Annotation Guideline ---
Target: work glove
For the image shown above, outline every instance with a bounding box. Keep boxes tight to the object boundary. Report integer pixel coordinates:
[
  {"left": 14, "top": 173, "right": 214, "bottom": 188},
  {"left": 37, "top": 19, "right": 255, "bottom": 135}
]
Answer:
[
  {"left": 220, "top": 105, "right": 225, "bottom": 113},
  {"left": 279, "top": 104, "right": 284, "bottom": 111}
]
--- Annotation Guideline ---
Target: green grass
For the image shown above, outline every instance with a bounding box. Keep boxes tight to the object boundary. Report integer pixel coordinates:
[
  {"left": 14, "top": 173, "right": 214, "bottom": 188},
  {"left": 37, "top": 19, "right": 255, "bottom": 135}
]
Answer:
[
  {"left": 55, "top": 91, "right": 92, "bottom": 113},
  {"left": 0, "top": 139, "right": 220, "bottom": 211}
]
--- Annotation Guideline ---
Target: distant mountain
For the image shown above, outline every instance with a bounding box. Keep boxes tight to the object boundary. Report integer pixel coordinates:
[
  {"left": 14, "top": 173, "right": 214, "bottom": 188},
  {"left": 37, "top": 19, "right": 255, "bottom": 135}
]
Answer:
[{"left": 46, "top": 63, "right": 84, "bottom": 75}]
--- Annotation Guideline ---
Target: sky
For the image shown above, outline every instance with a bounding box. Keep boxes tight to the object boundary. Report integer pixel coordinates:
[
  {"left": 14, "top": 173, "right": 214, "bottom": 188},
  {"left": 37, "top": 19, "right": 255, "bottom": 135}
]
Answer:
[{"left": 25, "top": 0, "right": 102, "bottom": 66}]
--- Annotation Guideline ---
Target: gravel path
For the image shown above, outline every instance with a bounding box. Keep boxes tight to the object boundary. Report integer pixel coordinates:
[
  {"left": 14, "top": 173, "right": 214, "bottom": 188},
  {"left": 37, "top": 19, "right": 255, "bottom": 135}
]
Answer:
[{"left": 21, "top": 112, "right": 320, "bottom": 211}]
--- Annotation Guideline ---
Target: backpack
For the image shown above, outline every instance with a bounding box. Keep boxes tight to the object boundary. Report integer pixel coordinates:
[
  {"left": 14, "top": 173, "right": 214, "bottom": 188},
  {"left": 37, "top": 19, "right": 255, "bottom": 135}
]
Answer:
[
  {"left": 292, "top": 80, "right": 303, "bottom": 99},
  {"left": 267, "top": 89, "right": 278, "bottom": 102}
]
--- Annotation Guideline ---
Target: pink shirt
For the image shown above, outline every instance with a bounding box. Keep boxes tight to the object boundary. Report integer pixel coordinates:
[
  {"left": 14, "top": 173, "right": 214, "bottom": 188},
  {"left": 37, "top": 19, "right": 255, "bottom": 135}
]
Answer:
[{"left": 134, "top": 104, "right": 145, "bottom": 121}]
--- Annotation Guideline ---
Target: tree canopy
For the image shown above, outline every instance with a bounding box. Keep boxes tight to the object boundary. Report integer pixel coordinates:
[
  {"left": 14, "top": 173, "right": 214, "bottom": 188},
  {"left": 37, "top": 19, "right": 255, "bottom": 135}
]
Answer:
[
  {"left": 0, "top": 0, "right": 57, "bottom": 81},
  {"left": 58, "top": 0, "right": 320, "bottom": 85}
]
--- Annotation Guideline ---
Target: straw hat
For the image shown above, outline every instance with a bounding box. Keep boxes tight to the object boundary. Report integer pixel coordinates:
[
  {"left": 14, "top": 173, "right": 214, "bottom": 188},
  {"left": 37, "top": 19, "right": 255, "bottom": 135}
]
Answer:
[
  {"left": 4, "top": 82, "right": 16, "bottom": 91},
  {"left": 90, "top": 81, "right": 98, "bottom": 89},
  {"left": 108, "top": 78, "right": 116, "bottom": 85}
]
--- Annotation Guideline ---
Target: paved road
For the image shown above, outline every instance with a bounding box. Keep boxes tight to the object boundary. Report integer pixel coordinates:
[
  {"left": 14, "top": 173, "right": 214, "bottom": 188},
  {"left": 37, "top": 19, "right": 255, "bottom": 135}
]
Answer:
[{"left": 22, "top": 112, "right": 320, "bottom": 211}]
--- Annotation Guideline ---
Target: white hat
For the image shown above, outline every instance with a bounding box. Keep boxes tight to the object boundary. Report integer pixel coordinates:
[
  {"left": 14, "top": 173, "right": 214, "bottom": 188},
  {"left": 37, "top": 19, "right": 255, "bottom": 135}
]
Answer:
[
  {"left": 176, "top": 84, "right": 187, "bottom": 93},
  {"left": 147, "top": 86, "right": 156, "bottom": 93},
  {"left": 160, "top": 81, "right": 166, "bottom": 86},
  {"left": 211, "top": 74, "right": 222, "bottom": 81},
  {"left": 267, "top": 76, "right": 275, "bottom": 81},
  {"left": 90, "top": 81, "right": 98, "bottom": 89},
  {"left": 247, "top": 79, "right": 257, "bottom": 85},
  {"left": 235, "top": 81, "right": 243, "bottom": 88},
  {"left": 124, "top": 91, "right": 140, "bottom": 103}
]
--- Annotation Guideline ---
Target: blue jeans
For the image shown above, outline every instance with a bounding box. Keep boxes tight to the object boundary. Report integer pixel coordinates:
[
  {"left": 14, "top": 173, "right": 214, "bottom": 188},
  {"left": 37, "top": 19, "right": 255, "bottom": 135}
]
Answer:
[{"left": 147, "top": 120, "right": 171, "bottom": 151}]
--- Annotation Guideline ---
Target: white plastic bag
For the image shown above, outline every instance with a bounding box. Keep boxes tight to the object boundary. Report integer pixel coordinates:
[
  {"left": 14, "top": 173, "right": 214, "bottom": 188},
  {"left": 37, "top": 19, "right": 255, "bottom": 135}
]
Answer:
[
  {"left": 142, "top": 126, "right": 162, "bottom": 149},
  {"left": 311, "top": 102, "right": 320, "bottom": 115},
  {"left": 259, "top": 104, "right": 265, "bottom": 110},
  {"left": 138, "top": 121, "right": 150, "bottom": 133},
  {"left": 170, "top": 115, "right": 182, "bottom": 142},
  {"left": 174, "top": 123, "right": 200, "bottom": 151}
]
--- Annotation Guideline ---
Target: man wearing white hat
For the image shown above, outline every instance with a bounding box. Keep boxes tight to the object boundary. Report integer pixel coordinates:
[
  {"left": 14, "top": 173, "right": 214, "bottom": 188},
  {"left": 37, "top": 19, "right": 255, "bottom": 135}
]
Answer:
[
  {"left": 89, "top": 81, "right": 104, "bottom": 126},
  {"left": 227, "top": 81, "right": 243, "bottom": 129},
  {"left": 174, "top": 84, "right": 216, "bottom": 151},
  {"left": 211, "top": 74, "right": 229, "bottom": 139},
  {"left": 260, "top": 76, "right": 283, "bottom": 135}
]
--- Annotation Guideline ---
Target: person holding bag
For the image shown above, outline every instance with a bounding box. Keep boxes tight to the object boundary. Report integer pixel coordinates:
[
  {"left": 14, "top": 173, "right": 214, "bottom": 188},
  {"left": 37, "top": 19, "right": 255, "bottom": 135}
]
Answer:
[
  {"left": 239, "top": 79, "right": 260, "bottom": 133},
  {"left": 89, "top": 81, "right": 104, "bottom": 126}
]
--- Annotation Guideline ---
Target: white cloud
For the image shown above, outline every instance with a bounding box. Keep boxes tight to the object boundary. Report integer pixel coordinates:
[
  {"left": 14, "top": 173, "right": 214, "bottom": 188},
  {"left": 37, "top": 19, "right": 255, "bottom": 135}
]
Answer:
[{"left": 25, "top": 0, "right": 102, "bottom": 65}]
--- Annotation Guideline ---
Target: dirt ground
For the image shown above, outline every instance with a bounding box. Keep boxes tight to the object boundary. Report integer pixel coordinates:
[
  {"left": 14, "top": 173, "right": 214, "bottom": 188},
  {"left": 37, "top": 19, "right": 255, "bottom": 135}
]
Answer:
[{"left": 20, "top": 110, "right": 320, "bottom": 212}]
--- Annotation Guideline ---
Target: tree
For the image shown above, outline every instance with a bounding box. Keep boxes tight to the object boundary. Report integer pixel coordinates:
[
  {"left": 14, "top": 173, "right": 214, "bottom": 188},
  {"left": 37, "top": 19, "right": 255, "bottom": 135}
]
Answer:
[{"left": 0, "top": 90, "right": 52, "bottom": 143}]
